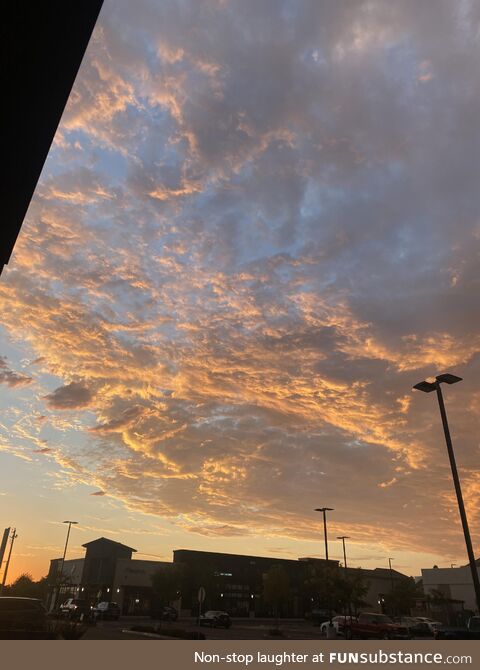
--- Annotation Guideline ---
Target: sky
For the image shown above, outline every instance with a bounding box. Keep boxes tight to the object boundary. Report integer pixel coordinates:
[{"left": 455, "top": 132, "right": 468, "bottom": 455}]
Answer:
[{"left": 1, "top": 0, "right": 480, "bottom": 582}]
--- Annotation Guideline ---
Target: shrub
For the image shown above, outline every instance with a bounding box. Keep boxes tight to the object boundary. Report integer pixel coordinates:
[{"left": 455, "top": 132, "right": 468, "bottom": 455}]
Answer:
[{"left": 129, "top": 625, "right": 205, "bottom": 639}]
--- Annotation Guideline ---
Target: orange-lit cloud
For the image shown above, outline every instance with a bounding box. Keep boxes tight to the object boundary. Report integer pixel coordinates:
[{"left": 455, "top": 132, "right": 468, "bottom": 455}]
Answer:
[{"left": 1, "top": 0, "right": 480, "bottom": 572}]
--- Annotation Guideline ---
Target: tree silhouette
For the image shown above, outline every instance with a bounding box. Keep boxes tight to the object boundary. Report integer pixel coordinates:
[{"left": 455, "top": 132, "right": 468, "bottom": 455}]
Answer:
[
  {"left": 151, "top": 564, "right": 184, "bottom": 608},
  {"left": 5, "top": 573, "right": 49, "bottom": 600},
  {"left": 263, "top": 565, "right": 291, "bottom": 628},
  {"left": 385, "top": 577, "right": 423, "bottom": 615}
]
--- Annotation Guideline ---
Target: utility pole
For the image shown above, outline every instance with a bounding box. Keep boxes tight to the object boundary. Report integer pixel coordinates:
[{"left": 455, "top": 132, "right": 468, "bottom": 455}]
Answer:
[{"left": 0, "top": 528, "right": 18, "bottom": 594}]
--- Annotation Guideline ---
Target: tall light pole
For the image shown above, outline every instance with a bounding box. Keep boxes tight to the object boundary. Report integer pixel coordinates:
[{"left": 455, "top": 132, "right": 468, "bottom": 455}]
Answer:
[
  {"left": 388, "top": 557, "right": 394, "bottom": 591},
  {"left": 60, "top": 521, "right": 78, "bottom": 576},
  {"left": 315, "top": 507, "right": 334, "bottom": 561},
  {"left": 337, "top": 536, "right": 350, "bottom": 570},
  {"left": 0, "top": 528, "right": 17, "bottom": 594},
  {"left": 413, "top": 373, "right": 480, "bottom": 613},
  {"left": 338, "top": 535, "right": 353, "bottom": 628},
  {"left": 56, "top": 521, "right": 78, "bottom": 605}
]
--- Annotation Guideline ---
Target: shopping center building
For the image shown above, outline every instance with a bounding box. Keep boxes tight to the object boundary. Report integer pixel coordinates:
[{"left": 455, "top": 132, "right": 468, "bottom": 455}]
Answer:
[{"left": 47, "top": 536, "right": 410, "bottom": 616}]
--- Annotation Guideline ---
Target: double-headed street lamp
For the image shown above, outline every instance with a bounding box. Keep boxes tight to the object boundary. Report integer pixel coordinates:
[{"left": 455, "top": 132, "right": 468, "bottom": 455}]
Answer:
[
  {"left": 315, "top": 507, "right": 334, "bottom": 561},
  {"left": 413, "top": 373, "right": 480, "bottom": 613}
]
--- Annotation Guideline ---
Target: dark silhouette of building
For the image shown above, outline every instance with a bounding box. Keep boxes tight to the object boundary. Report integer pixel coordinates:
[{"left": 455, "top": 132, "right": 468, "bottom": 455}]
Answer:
[
  {"left": 47, "top": 537, "right": 171, "bottom": 614},
  {"left": 47, "top": 537, "right": 410, "bottom": 617},
  {"left": 2, "top": 1, "right": 104, "bottom": 274},
  {"left": 81, "top": 537, "right": 136, "bottom": 603}
]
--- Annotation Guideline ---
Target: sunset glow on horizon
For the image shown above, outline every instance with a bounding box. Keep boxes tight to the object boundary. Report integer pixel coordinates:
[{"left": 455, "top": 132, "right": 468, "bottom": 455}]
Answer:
[{"left": 1, "top": 0, "right": 480, "bottom": 583}]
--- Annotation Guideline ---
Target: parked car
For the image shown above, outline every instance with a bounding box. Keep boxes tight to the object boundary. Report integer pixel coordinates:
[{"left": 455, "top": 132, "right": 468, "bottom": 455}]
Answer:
[
  {"left": 345, "top": 612, "right": 410, "bottom": 639},
  {"left": 0, "top": 597, "right": 47, "bottom": 633},
  {"left": 394, "top": 617, "right": 439, "bottom": 637},
  {"left": 468, "top": 616, "right": 480, "bottom": 631},
  {"left": 161, "top": 605, "right": 178, "bottom": 621},
  {"left": 93, "top": 601, "right": 120, "bottom": 620},
  {"left": 434, "top": 617, "right": 480, "bottom": 640},
  {"left": 308, "top": 608, "right": 335, "bottom": 626},
  {"left": 199, "top": 611, "right": 232, "bottom": 628},
  {"left": 415, "top": 616, "right": 443, "bottom": 627},
  {"left": 60, "top": 598, "right": 92, "bottom": 620},
  {"left": 320, "top": 615, "right": 356, "bottom": 636},
  {"left": 412, "top": 617, "right": 442, "bottom": 634},
  {"left": 150, "top": 605, "right": 178, "bottom": 621}
]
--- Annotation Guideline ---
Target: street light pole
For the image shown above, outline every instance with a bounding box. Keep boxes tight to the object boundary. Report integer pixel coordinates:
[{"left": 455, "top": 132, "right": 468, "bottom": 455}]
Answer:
[
  {"left": 337, "top": 535, "right": 352, "bottom": 632},
  {"left": 413, "top": 373, "right": 480, "bottom": 613},
  {"left": 315, "top": 507, "right": 334, "bottom": 561},
  {"left": 388, "top": 557, "right": 394, "bottom": 591},
  {"left": 60, "top": 521, "right": 78, "bottom": 576},
  {"left": 337, "top": 536, "right": 349, "bottom": 570},
  {"left": 314, "top": 507, "right": 334, "bottom": 627},
  {"left": 55, "top": 521, "right": 78, "bottom": 607}
]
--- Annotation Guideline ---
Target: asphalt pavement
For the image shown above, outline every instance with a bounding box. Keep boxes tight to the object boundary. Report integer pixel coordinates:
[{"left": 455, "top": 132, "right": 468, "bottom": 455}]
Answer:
[{"left": 83, "top": 617, "right": 327, "bottom": 640}]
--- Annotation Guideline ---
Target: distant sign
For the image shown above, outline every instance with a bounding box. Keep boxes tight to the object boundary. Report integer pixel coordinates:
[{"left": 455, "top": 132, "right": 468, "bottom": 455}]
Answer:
[{"left": 197, "top": 586, "right": 206, "bottom": 603}]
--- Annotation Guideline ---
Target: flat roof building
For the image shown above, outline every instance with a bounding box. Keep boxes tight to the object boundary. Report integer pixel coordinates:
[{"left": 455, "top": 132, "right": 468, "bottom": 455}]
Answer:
[{"left": 47, "top": 537, "right": 411, "bottom": 617}]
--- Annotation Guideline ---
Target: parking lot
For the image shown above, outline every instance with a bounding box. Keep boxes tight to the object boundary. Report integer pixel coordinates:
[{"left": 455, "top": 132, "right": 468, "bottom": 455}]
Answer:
[
  {"left": 82, "top": 617, "right": 434, "bottom": 640},
  {"left": 82, "top": 617, "right": 329, "bottom": 640}
]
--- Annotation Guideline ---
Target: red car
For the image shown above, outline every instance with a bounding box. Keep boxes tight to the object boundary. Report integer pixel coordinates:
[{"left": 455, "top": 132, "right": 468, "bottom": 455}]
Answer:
[{"left": 346, "top": 612, "right": 410, "bottom": 639}]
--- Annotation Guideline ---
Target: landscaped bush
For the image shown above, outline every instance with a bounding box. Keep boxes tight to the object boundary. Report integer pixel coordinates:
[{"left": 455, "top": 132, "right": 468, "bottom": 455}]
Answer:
[
  {"left": 164, "top": 628, "right": 205, "bottom": 640},
  {"left": 54, "top": 622, "right": 88, "bottom": 639},
  {"left": 130, "top": 625, "right": 156, "bottom": 634},
  {"left": 130, "top": 625, "right": 205, "bottom": 639}
]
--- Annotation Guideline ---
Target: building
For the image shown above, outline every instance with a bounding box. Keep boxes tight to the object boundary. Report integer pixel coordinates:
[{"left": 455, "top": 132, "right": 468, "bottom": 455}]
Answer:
[
  {"left": 47, "top": 537, "right": 172, "bottom": 614},
  {"left": 421, "top": 562, "right": 480, "bottom": 616},
  {"left": 47, "top": 536, "right": 411, "bottom": 617}
]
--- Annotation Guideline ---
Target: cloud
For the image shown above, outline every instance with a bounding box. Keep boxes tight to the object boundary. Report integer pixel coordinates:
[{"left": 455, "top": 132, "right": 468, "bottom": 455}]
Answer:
[
  {"left": 44, "top": 382, "right": 94, "bottom": 410},
  {"left": 89, "top": 405, "right": 145, "bottom": 433},
  {"left": 90, "top": 490, "right": 107, "bottom": 496},
  {"left": 0, "top": 0, "right": 480, "bottom": 570},
  {"left": 0, "top": 356, "right": 32, "bottom": 388}
]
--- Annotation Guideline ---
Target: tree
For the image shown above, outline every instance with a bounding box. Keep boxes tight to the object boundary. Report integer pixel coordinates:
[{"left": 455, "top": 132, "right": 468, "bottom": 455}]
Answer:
[
  {"left": 6, "top": 573, "right": 36, "bottom": 597},
  {"left": 303, "top": 564, "right": 336, "bottom": 611},
  {"left": 385, "top": 577, "right": 423, "bottom": 616},
  {"left": 151, "top": 564, "right": 184, "bottom": 609},
  {"left": 345, "top": 570, "right": 370, "bottom": 615},
  {"left": 5, "top": 573, "right": 49, "bottom": 600},
  {"left": 303, "top": 565, "right": 369, "bottom": 616},
  {"left": 263, "top": 565, "right": 291, "bottom": 628}
]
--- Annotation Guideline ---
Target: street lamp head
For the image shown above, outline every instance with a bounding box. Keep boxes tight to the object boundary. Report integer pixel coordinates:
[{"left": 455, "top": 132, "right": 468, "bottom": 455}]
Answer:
[
  {"left": 315, "top": 507, "right": 334, "bottom": 512},
  {"left": 436, "top": 373, "right": 462, "bottom": 385},
  {"left": 63, "top": 520, "right": 78, "bottom": 525},
  {"left": 337, "top": 536, "right": 350, "bottom": 540},
  {"left": 413, "top": 380, "right": 436, "bottom": 393},
  {"left": 414, "top": 374, "right": 462, "bottom": 393}
]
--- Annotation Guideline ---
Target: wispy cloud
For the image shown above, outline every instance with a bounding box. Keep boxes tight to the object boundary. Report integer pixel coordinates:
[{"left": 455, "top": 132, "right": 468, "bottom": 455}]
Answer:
[
  {"left": 0, "top": 0, "right": 479, "bottom": 566},
  {"left": 0, "top": 356, "right": 32, "bottom": 388}
]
